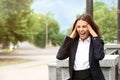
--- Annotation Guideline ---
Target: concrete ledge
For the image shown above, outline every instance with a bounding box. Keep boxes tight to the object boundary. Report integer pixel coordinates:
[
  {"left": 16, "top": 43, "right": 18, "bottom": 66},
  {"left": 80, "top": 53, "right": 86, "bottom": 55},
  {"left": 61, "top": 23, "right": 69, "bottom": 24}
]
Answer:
[
  {"left": 48, "top": 62, "right": 56, "bottom": 67},
  {"left": 57, "top": 55, "right": 119, "bottom": 67},
  {"left": 57, "top": 59, "right": 68, "bottom": 67},
  {"left": 48, "top": 62, "right": 57, "bottom": 80},
  {"left": 105, "top": 44, "right": 120, "bottom": 49},
  {"left": 100, "top": 55, "right": 119, "bottom": 67}
]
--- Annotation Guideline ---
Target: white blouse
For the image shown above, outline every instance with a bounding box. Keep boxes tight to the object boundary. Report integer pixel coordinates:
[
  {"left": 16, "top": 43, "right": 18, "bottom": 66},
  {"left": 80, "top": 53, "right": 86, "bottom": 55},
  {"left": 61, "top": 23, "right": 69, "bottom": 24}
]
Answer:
[{"left": 74, "top": 37, "right": 91, "bottom": 70}]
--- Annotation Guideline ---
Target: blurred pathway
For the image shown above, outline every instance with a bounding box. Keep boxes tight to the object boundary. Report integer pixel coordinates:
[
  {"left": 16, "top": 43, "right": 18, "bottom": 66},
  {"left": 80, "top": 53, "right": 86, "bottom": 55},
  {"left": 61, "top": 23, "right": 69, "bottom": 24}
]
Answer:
[{"left": 0, "top": 41, "right": 58, "bottom": 80}]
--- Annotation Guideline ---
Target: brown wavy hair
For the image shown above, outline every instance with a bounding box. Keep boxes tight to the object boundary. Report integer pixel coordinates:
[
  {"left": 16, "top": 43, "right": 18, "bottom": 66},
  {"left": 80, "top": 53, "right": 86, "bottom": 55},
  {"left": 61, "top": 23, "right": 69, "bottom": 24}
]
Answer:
[{"left": 72, "top": 13, "right": 101, "bottom": 39}]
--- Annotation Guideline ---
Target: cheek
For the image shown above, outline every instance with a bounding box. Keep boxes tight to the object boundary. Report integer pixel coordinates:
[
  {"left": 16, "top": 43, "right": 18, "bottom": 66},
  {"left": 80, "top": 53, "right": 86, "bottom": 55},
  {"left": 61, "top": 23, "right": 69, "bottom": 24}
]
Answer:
[
  {"left": 76, "top": 28, "right": 79, "bottom": 32},
  {"left": 85, "top": 29, "right": 90, "bottom": 35},
  {"left": 85, "top": 28, "right": 89, "bottom": 32},
  {"left": 86, "top": 30, "right": 90, "bottom": 36}
]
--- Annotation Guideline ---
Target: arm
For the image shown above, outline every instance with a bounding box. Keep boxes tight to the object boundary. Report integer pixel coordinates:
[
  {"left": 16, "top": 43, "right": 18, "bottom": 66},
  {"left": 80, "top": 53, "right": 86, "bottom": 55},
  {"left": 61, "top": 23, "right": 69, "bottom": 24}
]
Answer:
[
  {"left": 57, "top": 26, "right": 78, "bottom": 60},
  {"left": 92, "top": 37, "right": 105, "bottom": 60},
  {"left": 56, "top": 36, "right": 74, "bottom": 60},
  {"left": 87, "top": 24, "right": 105, "bottom": 60},
  {"left": 87, "top": 24, "right": 98, "bottom": 37}
]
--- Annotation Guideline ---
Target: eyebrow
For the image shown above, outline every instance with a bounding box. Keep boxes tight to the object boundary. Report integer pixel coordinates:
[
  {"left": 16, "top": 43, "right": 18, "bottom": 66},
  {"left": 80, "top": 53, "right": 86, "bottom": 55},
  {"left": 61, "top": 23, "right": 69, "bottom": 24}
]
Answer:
[{"left": 81, "top": 24, "right": 88, "bottom": 26}]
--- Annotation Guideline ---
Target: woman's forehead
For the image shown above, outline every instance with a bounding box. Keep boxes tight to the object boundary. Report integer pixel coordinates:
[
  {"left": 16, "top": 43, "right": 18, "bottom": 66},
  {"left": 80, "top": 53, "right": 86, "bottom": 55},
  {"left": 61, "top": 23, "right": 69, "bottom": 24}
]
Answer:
[{"left": 76, "top": 20, "right": 88, "bottom": 25}]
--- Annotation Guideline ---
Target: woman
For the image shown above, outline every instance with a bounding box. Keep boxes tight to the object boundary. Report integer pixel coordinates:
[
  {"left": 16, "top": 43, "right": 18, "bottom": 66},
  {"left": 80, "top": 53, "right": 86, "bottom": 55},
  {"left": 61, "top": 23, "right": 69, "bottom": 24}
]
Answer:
[{"left": 56, "top": 13, "right": 105, "bottom": 80}]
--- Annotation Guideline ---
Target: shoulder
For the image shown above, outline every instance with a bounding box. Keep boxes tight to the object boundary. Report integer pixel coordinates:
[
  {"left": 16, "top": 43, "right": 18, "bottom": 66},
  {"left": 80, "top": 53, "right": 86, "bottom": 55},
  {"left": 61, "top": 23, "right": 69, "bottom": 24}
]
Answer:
[{"left": 91, "top": 36, "right": 104, "bottom": 44}]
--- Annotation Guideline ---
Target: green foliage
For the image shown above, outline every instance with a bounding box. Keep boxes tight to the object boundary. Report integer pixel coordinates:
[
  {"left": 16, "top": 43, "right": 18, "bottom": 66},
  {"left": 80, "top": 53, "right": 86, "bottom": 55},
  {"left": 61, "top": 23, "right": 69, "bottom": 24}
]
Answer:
[
  {"left": 0, "top": 0, "right": 67, "bottom": 48},
  {"left": 0, "top": 0, "right": 42, "bottom": 48},
  {"left": 32, "top": 14, "right": 46, "bottom": 48},
  {"left": 93, "top": 1, "right": 117, "bottom": 43},
  {"left": 32, "top": 13, "right": 65, "bottom": 48}
]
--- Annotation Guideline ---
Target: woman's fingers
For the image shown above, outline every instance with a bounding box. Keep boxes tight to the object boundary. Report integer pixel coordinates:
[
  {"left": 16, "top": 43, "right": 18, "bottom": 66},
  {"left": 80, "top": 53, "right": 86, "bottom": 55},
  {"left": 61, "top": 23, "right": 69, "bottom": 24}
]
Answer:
[
  {"left": 87, "top": 24, "right": 98, "bottom": 37},
  {"left": 69, "top": 27, "right": 78, "bottom": 39}
]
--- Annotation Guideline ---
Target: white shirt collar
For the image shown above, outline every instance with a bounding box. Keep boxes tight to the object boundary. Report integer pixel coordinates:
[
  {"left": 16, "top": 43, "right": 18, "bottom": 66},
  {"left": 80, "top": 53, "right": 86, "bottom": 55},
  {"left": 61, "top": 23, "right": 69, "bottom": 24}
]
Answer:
[{"left": 79, "top": 36, "right": 91, "bottom": 42}]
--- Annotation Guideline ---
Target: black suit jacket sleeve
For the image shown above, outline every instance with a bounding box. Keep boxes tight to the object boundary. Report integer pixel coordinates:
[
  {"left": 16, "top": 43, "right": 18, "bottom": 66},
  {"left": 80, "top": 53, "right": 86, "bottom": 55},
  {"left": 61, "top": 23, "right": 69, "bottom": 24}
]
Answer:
[
  {"left": 92, "top": 37, "right": 105, "bottom": 60},
  {"left": 56, "top": 36, "right": 74, "bottom": 60}
]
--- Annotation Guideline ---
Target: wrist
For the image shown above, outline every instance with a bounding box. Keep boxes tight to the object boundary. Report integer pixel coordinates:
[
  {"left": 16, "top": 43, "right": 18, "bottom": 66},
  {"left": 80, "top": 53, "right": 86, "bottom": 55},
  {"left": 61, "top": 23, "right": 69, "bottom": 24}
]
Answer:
[
  {"left": 90, "top": 30, "right": 98, "bottom": 37},
  {"left": 69, "top": 34, "right": 75, "bottom": 39},
  {"left": 92, "top": 33, "right": 98, "bottom": 37}
]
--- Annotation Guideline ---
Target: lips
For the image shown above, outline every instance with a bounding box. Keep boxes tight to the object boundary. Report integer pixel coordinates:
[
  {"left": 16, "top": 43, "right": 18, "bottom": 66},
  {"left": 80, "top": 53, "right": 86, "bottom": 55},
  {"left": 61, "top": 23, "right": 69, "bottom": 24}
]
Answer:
[{"left": 80, "top": 32, "right": 86, "bottom": 37}]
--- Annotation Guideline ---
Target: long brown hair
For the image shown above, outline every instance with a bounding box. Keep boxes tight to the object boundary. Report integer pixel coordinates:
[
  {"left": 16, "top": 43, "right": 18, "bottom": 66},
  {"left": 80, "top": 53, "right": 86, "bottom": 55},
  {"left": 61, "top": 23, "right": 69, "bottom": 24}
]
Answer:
[{"left": 72, "top": 13, "right": 101, "bottom": 39}]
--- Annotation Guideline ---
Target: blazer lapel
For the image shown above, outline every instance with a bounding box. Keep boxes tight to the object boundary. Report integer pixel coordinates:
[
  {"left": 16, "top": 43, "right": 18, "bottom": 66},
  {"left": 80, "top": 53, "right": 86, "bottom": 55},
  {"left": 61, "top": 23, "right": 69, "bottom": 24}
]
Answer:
[
  {"left": 71, "top": 39, "right": 79, "bottom": 65},
  {"left": 89, "top": 38, "right": 93, "bottom": 65}
]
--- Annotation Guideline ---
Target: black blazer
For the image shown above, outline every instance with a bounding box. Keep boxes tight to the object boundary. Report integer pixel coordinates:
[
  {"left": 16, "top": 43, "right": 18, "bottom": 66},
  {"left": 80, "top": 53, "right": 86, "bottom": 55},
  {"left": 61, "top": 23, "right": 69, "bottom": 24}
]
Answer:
[{"left": 56, "top": 36, "right": 105, "bottom": 80}]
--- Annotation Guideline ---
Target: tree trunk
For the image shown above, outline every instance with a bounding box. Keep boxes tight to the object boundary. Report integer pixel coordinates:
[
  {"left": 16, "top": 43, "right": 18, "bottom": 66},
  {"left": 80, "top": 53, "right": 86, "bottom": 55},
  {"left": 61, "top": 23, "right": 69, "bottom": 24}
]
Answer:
[{"left": 2, "top": 42, "right": 10, "bottom": 49}]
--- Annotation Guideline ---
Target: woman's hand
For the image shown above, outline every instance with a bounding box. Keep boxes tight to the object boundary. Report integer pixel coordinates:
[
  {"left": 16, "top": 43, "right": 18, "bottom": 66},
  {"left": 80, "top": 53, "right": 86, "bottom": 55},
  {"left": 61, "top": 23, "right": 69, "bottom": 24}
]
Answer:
[
  {"left": 69, "top": 27, "right": 78, "bottom": 39},
  {"left": 87, "top": 24, "right": 98, "bottom": 37}
]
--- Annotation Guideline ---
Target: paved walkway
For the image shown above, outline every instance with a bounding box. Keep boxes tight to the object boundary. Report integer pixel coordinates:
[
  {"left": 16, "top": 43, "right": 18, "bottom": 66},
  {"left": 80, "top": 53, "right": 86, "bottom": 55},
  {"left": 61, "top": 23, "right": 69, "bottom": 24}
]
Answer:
[{"left": 0, "top": 42, "right": 58, "bottom": 80}]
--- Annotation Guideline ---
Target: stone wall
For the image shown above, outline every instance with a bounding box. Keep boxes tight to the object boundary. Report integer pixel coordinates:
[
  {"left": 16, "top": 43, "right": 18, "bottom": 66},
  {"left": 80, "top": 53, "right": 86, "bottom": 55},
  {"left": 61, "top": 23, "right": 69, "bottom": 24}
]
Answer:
[{"left": 48, "top": 44, "right": 120, "bottom": 80}]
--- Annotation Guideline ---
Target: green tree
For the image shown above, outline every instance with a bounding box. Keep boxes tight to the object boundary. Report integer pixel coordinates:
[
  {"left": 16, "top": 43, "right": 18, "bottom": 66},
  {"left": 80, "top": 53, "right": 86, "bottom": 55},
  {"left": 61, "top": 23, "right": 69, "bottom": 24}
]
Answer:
[
  {"left": 94, "top": 2, "right": 117, "bottom": 43},
  {"left": 0, "top": 0, "right": 40, "bottom": 49},
  {"left": 33, "top": 13, "right": 65, "bottom": 48}
]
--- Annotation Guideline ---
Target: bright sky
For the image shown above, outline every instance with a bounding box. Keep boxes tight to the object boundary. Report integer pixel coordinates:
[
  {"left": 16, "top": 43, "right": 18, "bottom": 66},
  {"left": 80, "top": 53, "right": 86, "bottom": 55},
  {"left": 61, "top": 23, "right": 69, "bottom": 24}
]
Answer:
[
  {"left": 31, "top": 0, "right": 117, "bottom": 32},
  {"left": 31, "top": 0, "right": 86, "bottom": 32}
]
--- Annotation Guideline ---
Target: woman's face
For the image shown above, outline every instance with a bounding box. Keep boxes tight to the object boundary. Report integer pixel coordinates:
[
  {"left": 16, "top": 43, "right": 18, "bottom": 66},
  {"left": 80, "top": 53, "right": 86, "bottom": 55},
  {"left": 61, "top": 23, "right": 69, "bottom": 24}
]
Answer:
[{"left": 75, "top": 20, "right": 90, "bottom": 41}]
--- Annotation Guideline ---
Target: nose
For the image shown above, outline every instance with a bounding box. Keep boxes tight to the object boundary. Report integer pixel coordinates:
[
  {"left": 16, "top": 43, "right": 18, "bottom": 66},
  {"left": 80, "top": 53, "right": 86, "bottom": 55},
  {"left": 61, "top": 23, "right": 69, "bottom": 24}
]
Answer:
[{"left": 79, "top": 27, "right": 84, "bottom": 31}]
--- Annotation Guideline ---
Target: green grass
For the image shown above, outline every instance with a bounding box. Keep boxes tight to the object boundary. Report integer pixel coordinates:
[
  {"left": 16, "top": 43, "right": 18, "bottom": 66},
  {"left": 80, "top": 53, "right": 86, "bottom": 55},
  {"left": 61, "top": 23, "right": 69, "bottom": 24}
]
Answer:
[
  {"left": 0, "top": 58, "right": 32, "bottom": 66},
  {"left": 1, "top": 49, "right": 19, "bottom": 54}
]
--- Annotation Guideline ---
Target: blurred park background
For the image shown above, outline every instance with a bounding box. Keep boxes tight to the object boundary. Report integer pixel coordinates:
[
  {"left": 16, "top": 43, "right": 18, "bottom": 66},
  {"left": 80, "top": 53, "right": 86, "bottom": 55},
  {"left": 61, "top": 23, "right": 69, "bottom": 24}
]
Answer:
[{"left": 0, "top": 0, "right": 119, "bottom": 80}]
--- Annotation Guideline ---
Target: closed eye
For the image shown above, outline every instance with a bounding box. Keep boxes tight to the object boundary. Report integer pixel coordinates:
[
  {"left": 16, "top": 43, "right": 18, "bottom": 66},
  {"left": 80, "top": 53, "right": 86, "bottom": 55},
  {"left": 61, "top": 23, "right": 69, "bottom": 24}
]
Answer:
[
  {"left": 77, "top": 26, "right": 80, "bottom": 28},
  {"left": 82, "top": 25, "right": 87, "bottom": 28}
]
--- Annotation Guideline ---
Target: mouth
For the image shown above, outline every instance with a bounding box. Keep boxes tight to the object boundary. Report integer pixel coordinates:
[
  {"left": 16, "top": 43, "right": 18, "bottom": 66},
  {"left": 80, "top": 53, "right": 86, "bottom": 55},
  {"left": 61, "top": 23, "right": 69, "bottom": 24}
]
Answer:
[{"left": 80, "top": 32, "right": 86, "bottom": 37}]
